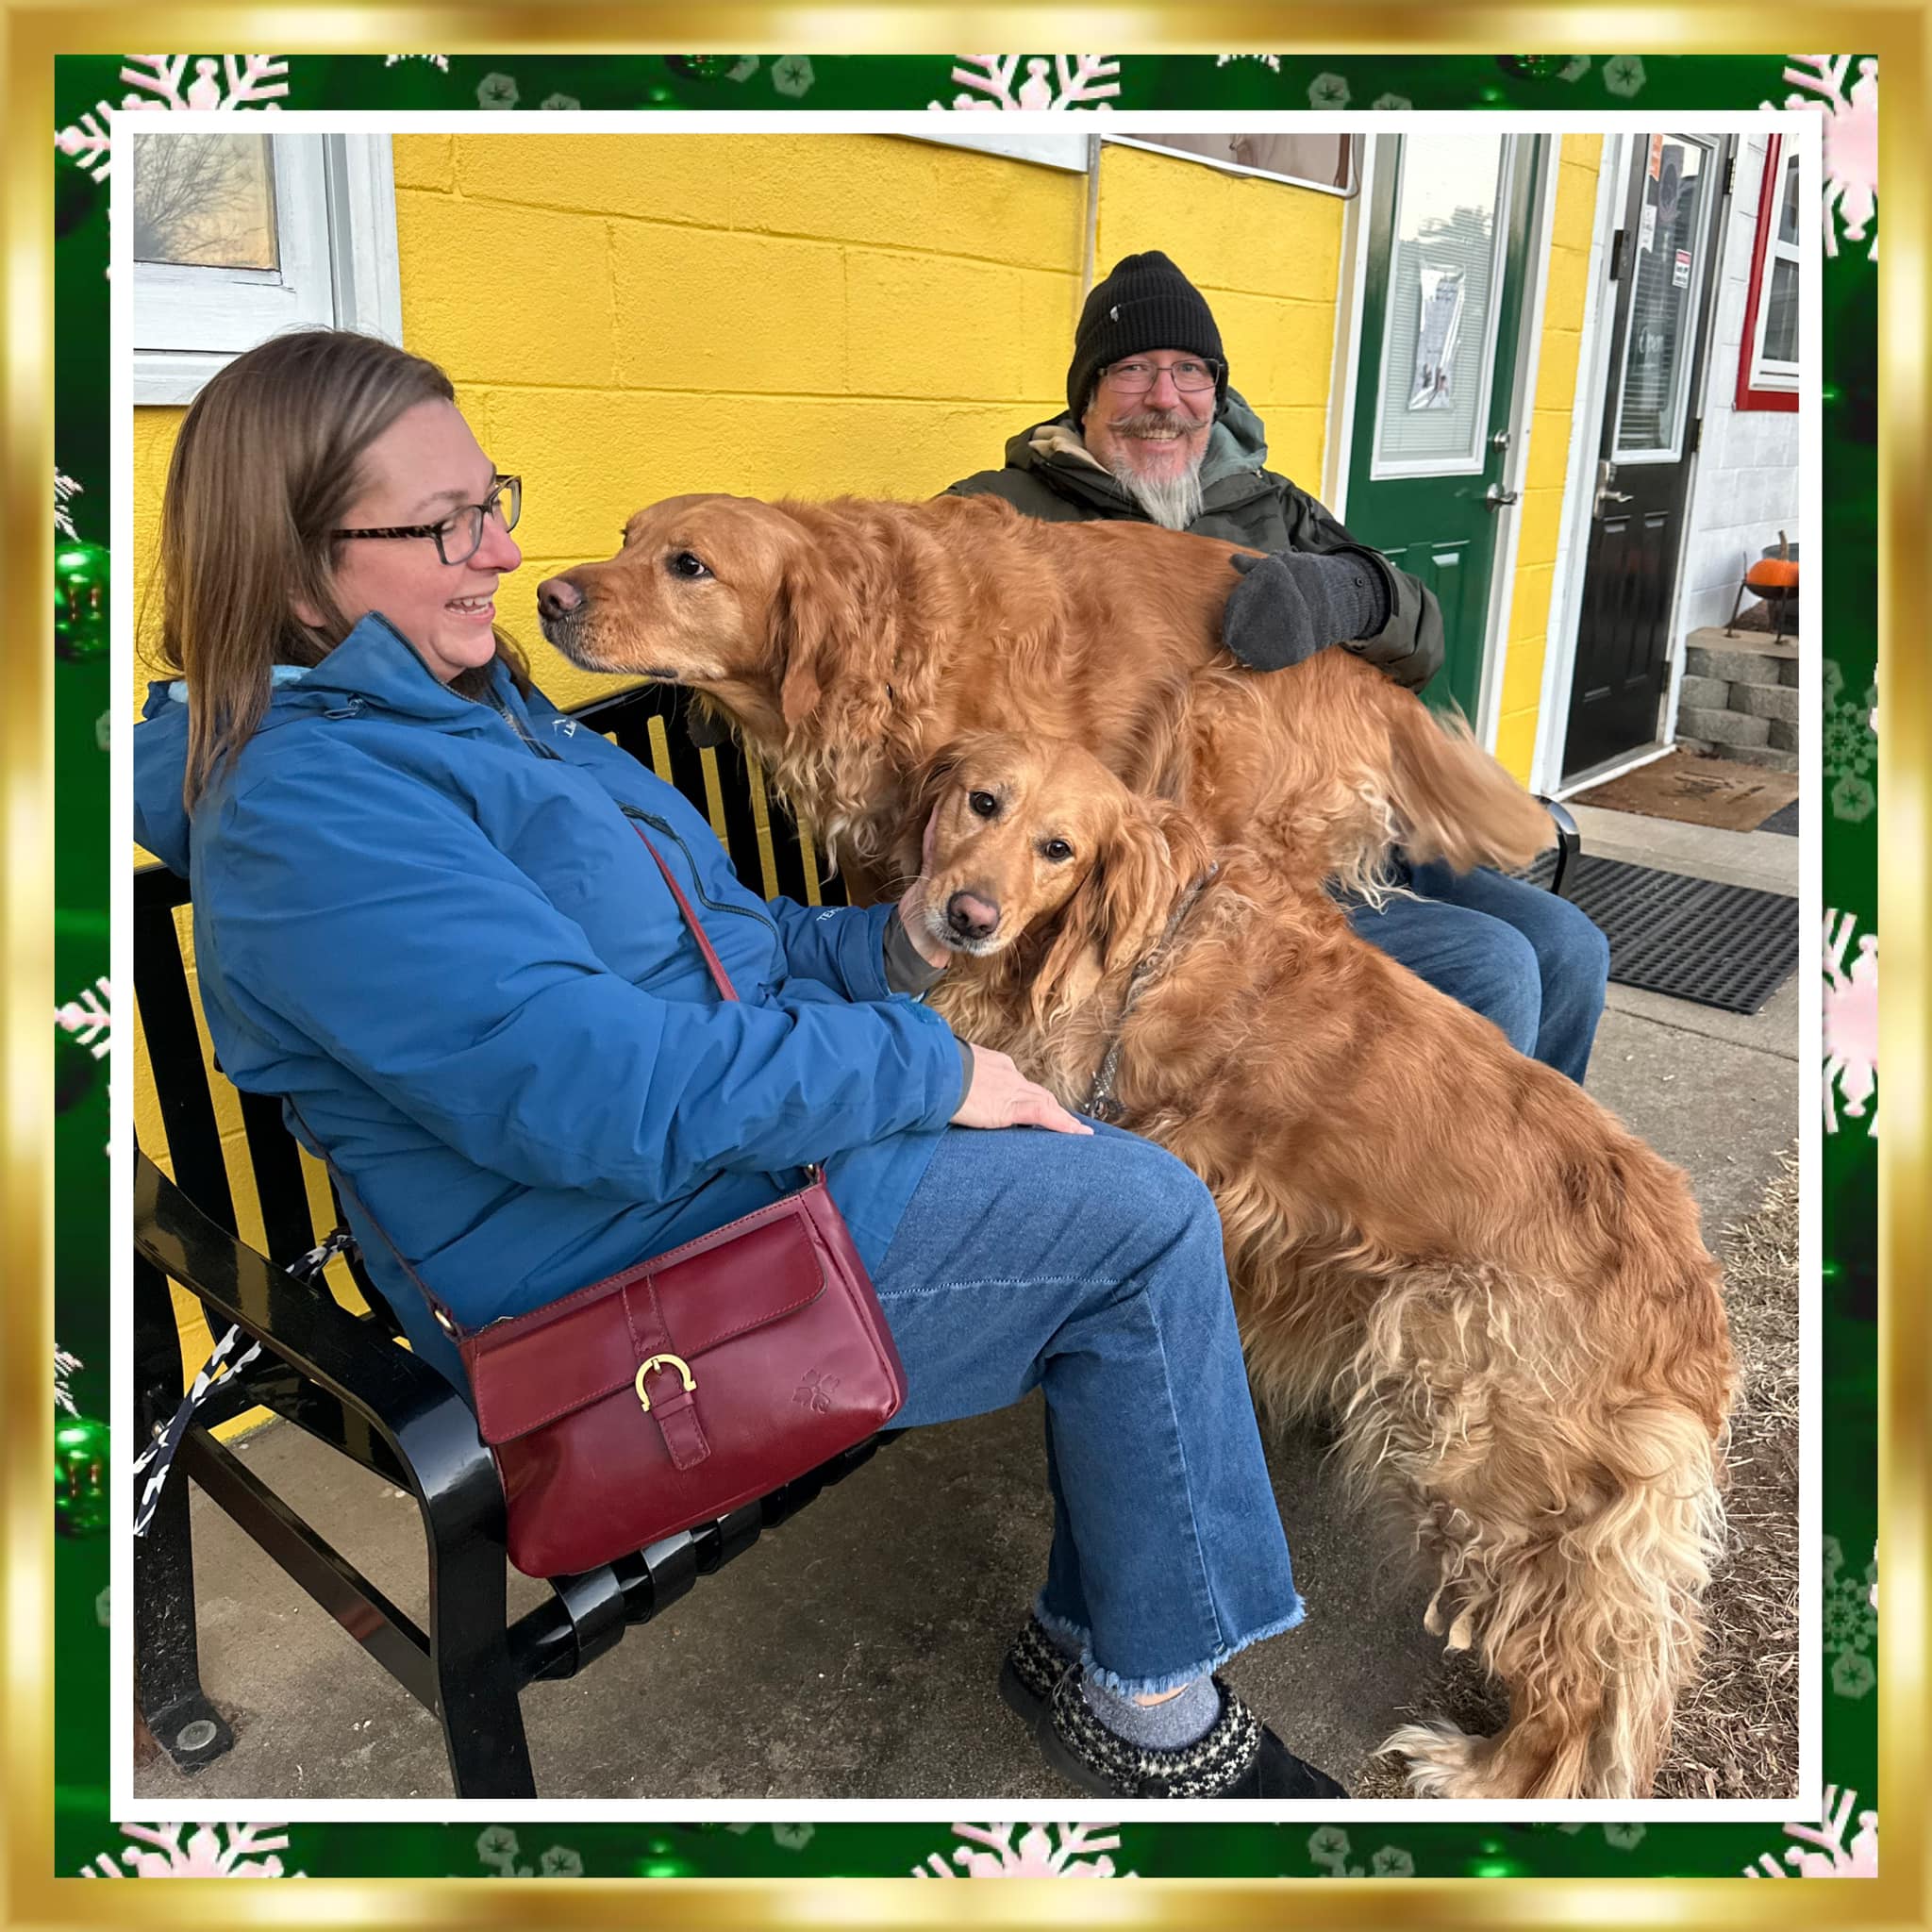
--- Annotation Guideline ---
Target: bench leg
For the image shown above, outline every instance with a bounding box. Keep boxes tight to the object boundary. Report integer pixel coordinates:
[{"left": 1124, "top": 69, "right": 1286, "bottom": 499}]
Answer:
[
  {"left": 132, "top": 1256, "right": 235, "bottom": 1773},
  {"left": 411, "top": 1419, "right": 538, "bottom": 1798}
]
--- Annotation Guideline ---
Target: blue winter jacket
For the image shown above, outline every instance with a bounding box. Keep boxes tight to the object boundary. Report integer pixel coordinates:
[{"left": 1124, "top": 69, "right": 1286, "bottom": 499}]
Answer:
[{"left": 132, "top": 614, "right": 967, "bottom": 1391}]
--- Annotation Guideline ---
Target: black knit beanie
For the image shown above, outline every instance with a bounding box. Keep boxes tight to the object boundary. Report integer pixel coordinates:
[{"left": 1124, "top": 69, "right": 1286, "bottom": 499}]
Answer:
[{"left": 1067, "top": 252, "right": 1227, "bottom": 426}]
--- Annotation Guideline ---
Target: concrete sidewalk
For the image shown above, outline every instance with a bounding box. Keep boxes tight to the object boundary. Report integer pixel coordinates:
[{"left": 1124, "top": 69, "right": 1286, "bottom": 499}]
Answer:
[{"left": 137, "top": 805, "right": 1803, "bottom": 1803}]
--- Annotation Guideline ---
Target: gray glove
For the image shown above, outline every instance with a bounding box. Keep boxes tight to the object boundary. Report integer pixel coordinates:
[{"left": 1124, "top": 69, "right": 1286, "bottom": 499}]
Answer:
[{"left": 1222, "top": 549, "right": 1392, "bottom": 673}]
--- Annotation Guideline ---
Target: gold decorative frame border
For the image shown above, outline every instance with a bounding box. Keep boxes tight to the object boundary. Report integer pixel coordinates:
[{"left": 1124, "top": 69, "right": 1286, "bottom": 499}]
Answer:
[{"left": 5, "top": 5, "right": 1926, "bottom": 1924}]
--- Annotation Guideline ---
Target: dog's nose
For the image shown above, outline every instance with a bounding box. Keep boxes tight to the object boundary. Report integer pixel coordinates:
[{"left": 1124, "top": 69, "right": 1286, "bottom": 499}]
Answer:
[
  {"left": 536, "top": 575, "right": 584, "bottom": 623},
  {"left": 946, "top": 891, "right": 1000, "bottom": 941}
]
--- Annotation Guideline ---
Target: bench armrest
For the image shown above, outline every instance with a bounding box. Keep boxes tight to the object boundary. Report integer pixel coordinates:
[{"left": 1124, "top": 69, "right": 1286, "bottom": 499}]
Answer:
[
  {"left": 134, "top": 1151, "right": 496, "bottom": 1507},
  {"left": 1535, "top": 795, "right": 1580, "bottom": 898}
]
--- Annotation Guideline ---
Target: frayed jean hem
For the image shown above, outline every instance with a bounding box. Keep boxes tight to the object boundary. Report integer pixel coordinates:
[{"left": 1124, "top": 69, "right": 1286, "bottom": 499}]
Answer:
[
  {"left": 1078, "top": 1596, "right": 1308, "bottom": 1699},
  {"left": 1030, "top": 1591, "right": 1091, "bottom": 1655}
]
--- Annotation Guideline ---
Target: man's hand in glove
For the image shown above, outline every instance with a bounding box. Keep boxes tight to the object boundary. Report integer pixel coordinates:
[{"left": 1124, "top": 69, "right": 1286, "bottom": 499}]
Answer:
[{"left": 1221, "top": 548, "right": 1392, "bottom": 673}]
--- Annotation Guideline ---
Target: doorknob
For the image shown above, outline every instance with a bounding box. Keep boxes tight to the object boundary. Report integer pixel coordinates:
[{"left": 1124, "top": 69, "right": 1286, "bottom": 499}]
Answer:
[
  {"left": 1484, "top": 483, "right": 1520, "bottom": 509},
  {"left": 1595, "top": 457, "right": 1632, "bottom": 514}
]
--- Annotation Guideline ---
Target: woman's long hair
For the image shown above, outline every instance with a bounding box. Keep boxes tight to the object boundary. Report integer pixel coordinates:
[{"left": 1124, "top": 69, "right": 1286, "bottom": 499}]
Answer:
[{"left": 158, "top": 327, "right": 526, "bottom": 809}]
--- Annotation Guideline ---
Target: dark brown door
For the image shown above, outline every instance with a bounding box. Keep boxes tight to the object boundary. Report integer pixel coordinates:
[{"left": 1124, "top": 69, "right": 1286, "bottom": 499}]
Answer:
[{"left": 1563, "top": 133, "right": 1733, "bottom": 779}]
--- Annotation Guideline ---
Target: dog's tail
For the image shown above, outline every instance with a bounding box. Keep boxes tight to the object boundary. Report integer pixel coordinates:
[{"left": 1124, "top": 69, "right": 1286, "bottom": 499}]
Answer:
[{"left": 1376, "top": 687, "right": 1557, "bottom": 875}]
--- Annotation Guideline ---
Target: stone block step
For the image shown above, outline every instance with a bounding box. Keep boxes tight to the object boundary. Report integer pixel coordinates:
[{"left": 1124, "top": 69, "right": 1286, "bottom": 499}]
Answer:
[
  {"left": 1685, "top": 642, "right": 1793, "bottom": 687},
  {"left": 1733, "top": 682, "right": 1802, "bottom": 724},
  {"left": 1707, "top": 741, "right": 1800, "bottom": 774},
  {"left": 1678, "top": 705, "right": 1771, "bottom": 748}
]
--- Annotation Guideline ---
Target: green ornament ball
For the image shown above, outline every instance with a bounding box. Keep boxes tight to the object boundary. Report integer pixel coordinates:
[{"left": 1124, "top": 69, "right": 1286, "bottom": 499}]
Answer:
[
  {"left": 665, "top": 56, "right": 741, "bottom": 82},
  {"left": 55, "top": 540, "right": 110, "bottom": 663},
  {"left": 56, "top": 1412, "right": 111, "bottom": 1536},
  {"left": 1497, "top": 57, "right": 1570, "bottom": 81}
]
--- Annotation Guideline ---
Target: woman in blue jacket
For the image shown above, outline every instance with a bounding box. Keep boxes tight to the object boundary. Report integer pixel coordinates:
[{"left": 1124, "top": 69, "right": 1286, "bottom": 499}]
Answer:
[{"left": 131, "top": 327, "right": 1346, "bottom": 1803}]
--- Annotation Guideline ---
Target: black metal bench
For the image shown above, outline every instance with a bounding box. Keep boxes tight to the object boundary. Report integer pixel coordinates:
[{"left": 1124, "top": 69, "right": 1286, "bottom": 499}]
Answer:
[
  {"left": 132, "top": 679, "right": 1581, "bottom": 1799},
  {"left": 131, "top": 681, "right": 877, "bottom": 1800}
]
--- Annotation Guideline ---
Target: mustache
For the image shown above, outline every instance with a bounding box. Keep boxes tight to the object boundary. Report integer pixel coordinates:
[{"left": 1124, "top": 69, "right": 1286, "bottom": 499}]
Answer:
[{"left": 1111, "top": 408, "right": 1203, "bottom": 437}]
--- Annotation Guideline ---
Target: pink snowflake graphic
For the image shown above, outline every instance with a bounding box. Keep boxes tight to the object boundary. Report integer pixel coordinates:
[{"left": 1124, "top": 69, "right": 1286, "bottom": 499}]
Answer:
[
  {"left": 913, "top": 1821, "right": 1130, "bottom": 1877},
  {"left": 1745, "top": 1786, "right": 1877, "bottom": 1876},
  {"left": 1823, "top": 909, "right": 1877, "bottom": 1136},
  {"left": 1767, "top": 56, "right": 1878, "bottom": 258},
  {"left": 81, "top": 1823, "right": 300, "bottom": 1877}
]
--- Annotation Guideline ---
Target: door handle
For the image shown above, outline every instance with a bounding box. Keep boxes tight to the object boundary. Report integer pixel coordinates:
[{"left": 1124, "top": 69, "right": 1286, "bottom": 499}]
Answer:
[
  {"left": 1484, "top": 483, "right": 1520, "bottom": 509},
  {"left": 1595, "top": 458, "right": 1632, "bottom": 514}
]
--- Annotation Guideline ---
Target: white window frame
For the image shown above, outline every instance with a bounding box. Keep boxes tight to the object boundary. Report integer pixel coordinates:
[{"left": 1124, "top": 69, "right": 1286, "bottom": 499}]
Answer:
[
  {"left": 904, "top": 126, "right": 1091, "bottom": 171},
  {"left": 131, "top": 130, "right": 401, "bottom": 405},
  {"left": 1100, "top": 132, "right": 1359, "bottom": 198},
  {"left": 1745, "top": 142, "right": 1802, "bottom": 395}
]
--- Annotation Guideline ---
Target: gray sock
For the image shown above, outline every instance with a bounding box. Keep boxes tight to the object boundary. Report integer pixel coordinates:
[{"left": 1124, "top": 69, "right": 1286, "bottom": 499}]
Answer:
[{"left": 1080, "top": 1670, "right": 1221, "bottom": 1750}]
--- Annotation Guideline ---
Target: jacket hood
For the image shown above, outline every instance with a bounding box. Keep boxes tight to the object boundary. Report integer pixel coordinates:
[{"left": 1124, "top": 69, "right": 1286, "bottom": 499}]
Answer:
[
  {"left": 133, "top": 611, "right": 513, "bottom": 875},
  {"left": 1007, "top": 385, "right": 1273, "bottom": 499}
]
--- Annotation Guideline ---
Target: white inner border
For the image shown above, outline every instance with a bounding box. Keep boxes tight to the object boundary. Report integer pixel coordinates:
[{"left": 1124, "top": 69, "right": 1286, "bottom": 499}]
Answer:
[{"left": 110, "top": 105, "right": 1824, "bottom": 1831}]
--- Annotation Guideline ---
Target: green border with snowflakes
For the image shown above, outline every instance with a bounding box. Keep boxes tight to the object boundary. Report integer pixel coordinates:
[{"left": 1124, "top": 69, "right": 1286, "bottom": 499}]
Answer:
[{"left": 51, "top": 50, "right": 1878, "bottom": 1884}]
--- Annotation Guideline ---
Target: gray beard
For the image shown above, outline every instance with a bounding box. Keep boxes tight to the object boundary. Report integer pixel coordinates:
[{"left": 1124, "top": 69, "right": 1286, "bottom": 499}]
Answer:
[{"left": 1108, "top": 454, "right": 1206, "bottom": 532}]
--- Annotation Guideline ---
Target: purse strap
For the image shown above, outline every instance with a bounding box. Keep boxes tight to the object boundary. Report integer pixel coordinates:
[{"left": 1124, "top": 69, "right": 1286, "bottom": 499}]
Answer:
[{"left": 284, "top": 824, "right": 810, "bottom": 1343}]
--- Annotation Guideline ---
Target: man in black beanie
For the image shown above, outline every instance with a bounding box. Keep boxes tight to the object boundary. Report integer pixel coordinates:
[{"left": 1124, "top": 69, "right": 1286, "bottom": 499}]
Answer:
[
  {"left": 944, "top": 250, "right": 1609, "bottom": 1089},
  {"left": 949, "top": 248, "right": 1436, "bottom": 690}
]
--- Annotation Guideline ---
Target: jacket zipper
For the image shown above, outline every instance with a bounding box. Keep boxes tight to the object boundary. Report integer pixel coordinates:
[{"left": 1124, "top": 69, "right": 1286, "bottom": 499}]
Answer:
[
  {"left": 489, "top": 691, "right": 776, "bottom": 939},
  {"left": 618, "top": 804, "right": 777, "bottom": 937}
]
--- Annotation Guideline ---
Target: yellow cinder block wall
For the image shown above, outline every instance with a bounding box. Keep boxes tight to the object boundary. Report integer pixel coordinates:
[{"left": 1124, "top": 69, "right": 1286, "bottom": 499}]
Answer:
[
  {"left": 131, "top": 131, "right": 1350, "bottom": 1386},
  {"left": 1492, "top": 133, "right": 1604, "bottom": 782}
]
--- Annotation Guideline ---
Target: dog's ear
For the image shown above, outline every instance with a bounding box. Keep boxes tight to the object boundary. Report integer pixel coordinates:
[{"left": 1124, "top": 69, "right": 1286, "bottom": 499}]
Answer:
[
  {"left": 769, "top": 521, "right": 871, "bottom": 733},
  {"left": 1029, "top": 797, "right": 1192, "bottom": 1024},
  {"left": 895, "top": 738, "right": 971, "bottom": 880}
]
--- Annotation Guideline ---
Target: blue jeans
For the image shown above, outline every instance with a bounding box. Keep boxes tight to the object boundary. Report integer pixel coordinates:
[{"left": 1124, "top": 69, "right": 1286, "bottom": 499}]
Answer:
[
  {"left": 872, "top": 1121, "right": 1304, "bottom": 1695},
  {"left": 1346, "top": 859, "right": 1611, "bottom": 1083}
]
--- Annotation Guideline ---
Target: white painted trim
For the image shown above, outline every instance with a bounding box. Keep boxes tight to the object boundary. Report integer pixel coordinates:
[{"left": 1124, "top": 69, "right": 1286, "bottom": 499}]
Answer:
[
  {"left": 1324, "top": 134, "right": 1374, "bottom": 511},
  {"left": 1530, "top": 131, "right": 1629, "bottom": 793},
  {"left": 1550, "top": 739, "right": 1676, "bottom": 801},
  {"left": 1473, "top": 135, "right": 1557, "bottom": 752},
  {"left": 328, "top": 130, "right": 404, "bottom": 343},
  {"left": 1368, "top": 133, "right": 1515, "bottom": 481}
]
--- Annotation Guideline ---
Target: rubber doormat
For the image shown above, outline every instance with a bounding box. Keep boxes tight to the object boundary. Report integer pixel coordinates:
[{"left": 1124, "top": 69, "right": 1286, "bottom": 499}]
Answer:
[
  {"left": 1757, "top": 798, "right": 1800, "bottom": 836},
  {"left": 1517, "top": 852, "right": 1799, "bottom": 1014}
]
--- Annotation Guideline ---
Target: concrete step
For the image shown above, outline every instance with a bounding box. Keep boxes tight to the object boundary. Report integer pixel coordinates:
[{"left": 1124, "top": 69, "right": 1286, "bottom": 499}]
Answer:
[
  {"left": 1734, "top": 682, "right": 1802, "bottom": 724},
  {"left": 1678, "top": 705, "right": 1771, "bottom": 748},
  {"left": 1706, "top": 741, "right": 1800, "bottom": 773}
]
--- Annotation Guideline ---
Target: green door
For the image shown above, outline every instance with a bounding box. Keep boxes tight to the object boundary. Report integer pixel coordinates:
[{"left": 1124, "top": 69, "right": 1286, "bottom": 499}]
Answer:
[{"left": 1344, "top": 133, "right": 1544, "bottom": 720}]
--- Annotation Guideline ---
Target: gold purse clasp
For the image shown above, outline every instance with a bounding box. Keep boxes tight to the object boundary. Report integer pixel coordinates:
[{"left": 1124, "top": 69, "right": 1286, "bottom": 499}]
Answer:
[{"left": 635, "top": 1353, "right": 696, "bottom": 1411}]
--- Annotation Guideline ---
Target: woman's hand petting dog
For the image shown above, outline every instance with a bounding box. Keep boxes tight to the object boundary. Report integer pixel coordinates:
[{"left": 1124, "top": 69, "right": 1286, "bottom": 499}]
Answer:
[{"left": 951, "top": 1045, "right": 1091, "bottom": 1137}]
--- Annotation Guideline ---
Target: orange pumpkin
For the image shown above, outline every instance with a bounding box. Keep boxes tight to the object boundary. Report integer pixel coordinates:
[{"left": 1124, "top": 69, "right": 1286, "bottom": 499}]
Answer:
[{"left": 1746, "top": 556, "right": 1800, "bottom": 590}]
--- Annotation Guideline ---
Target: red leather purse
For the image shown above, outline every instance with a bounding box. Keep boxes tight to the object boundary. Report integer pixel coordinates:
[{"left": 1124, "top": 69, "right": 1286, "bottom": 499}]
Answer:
[{"left": 308, "top": 831, "right": 909, "bottom": 1578}]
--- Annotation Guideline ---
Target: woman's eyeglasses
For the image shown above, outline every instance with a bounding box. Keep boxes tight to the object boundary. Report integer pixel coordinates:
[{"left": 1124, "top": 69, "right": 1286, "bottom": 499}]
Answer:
[{"left": 331, "top": 475, "right": 522, "bottom": 567}]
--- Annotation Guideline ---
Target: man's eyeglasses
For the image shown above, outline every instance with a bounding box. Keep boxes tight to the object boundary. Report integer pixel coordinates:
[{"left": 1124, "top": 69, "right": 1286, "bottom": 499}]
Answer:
[
  {"left": 1099, "top": 358, "right": 1222, "bottom": 396},
  {"left": 331, "top": 475, "right": 523, "bottom": 567}
]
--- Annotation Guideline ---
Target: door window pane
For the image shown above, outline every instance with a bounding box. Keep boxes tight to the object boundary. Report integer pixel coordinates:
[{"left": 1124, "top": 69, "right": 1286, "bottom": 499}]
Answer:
[
  {"left": 1761, "top": 258, "right": 1799, "bottom": 363},
  {"left": 1374, "top": 134, "right": 1507, "bottom": 474},
  {"left": 1775, "top": 150, "right": 1801, "bottom": 244},
  {"left": 1613, "top": 139, "right": 1711, "bottom": 457},
  {"left": 133, "top": 132, "right": 278, "bottom": 270}
]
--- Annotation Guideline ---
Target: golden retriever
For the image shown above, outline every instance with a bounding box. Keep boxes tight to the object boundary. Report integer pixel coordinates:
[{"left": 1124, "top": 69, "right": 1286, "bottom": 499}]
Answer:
[
  {"left": 906, "top": 730, "right": 1737, "bottom": 1803},
  {"left": 535, "top": 491, "right": 1555, "bottom": 902}
]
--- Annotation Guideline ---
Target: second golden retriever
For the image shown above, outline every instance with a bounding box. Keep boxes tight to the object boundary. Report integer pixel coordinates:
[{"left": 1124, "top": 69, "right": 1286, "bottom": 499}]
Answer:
[
  {"left": 907, "top": 730, "right": 1737, "bottom": 1803},
  {"left": 535, "top": 491, "right": 1554, "bottom": 901}
]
